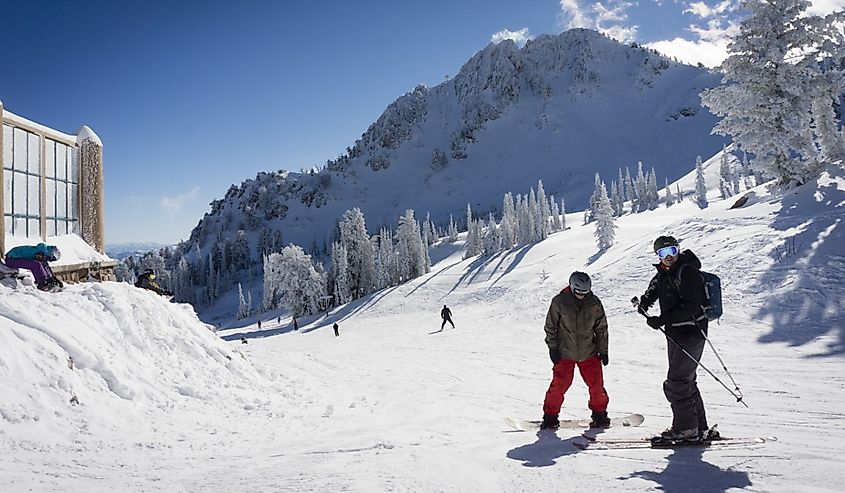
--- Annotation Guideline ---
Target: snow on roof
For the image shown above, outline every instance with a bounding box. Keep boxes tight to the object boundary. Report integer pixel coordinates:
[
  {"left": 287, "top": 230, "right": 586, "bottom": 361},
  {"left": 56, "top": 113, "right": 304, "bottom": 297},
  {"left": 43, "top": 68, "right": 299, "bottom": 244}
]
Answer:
[
  {"left": 4, "top": 233, "right": 113, "bottom": 266},
  {"left": 1, "top": 109, "right": 78, "bottom": 144}
]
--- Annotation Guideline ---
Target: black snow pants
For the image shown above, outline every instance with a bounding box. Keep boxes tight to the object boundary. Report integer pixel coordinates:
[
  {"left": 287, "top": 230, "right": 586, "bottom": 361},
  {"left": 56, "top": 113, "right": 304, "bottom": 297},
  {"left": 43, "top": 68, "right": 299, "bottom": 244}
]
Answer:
[{"left": 664, "top": 333, "right": 708, "bottom": 432}]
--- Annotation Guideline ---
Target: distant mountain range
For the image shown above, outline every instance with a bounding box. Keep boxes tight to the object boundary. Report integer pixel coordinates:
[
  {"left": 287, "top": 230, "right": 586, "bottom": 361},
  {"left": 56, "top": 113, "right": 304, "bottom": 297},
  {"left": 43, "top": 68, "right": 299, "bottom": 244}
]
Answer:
[
  {"left": 185, "top": 28, "right": 726, "bottom": 258},
  {"left": 106, "top": 242, "right": 168, "bottom": 260}
]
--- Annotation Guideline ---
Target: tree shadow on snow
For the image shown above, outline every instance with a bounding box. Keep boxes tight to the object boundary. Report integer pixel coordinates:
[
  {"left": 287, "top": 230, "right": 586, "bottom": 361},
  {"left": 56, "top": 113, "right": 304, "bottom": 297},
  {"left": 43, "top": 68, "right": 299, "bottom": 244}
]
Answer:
[
  {"left": 506, "top": 431, "right": 581, "bottom": 467},
  {"left": 753, "top": 168, "right": 845, "bottom": 357},
  {"left": 618, "top": 447, "right": 752, "bottom": 492}
]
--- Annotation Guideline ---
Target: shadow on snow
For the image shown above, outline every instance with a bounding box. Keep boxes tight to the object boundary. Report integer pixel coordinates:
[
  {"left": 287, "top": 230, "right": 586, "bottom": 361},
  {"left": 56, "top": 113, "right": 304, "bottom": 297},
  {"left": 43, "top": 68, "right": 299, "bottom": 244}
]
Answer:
[{"left": 618, "top": 448, "right": 752, "bottom": 492}]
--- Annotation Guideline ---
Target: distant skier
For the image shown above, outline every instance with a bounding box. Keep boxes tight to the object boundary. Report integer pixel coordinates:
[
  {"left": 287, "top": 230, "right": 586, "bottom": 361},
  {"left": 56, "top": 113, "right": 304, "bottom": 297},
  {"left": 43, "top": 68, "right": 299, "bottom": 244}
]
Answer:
[
  {"left": 277, "top": 316, "right": 281, "bottom": 325},
  {"left": 333, "top": 322, "right": 339, "bottom": 337},
  {"left": 5, "top": 243, "right": 63, "bottom": 292},
  {"left": 540, "top": 271, "right": 610, "bottom": 430},
  {"left": 258, "top": 320, "right": 262, "bottom": 329},
  {"left": 293, "top": 317, "right": 299, "bottom": 331},
  {"left": 637, "top": 235, "right": 715, "bottom": 441},
  {"left": 134, "top": 269, "right": 173, "bottom": 296},
  {"left": 440, "top": 305, "right": 455, "bottom": 330}
]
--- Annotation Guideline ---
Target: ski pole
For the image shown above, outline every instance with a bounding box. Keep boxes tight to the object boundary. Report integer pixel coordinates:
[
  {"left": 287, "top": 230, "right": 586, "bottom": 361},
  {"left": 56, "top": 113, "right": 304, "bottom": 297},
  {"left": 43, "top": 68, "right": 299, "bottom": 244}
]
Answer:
[
  {"left": 700, "top": 329, "right": 744, "bottom": 401},
  {"left": 631, "top": 297, "right": 748, "bottom": 408}
]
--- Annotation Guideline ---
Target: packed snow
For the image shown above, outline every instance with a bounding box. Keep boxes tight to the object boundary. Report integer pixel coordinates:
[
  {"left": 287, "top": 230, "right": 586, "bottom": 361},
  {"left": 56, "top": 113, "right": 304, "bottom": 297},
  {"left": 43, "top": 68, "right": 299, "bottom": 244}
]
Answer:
[{"left": 1, "top": 158, "right": 843, "bottom": 492}]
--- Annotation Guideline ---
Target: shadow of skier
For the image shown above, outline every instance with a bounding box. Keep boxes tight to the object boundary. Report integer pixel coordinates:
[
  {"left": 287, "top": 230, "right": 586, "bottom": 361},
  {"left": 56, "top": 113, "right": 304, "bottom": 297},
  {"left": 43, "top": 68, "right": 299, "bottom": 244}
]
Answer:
[
  {"left": 618, "top": 447, "right": 752, "bottom": 492},
  {"left": 506, "top": 431, "right": 581, "bottom": 467}
]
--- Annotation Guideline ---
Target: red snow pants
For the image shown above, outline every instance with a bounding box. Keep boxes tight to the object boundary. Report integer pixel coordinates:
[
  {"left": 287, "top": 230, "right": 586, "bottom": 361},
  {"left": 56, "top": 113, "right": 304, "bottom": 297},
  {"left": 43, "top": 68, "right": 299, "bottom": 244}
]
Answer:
[{"left": 543, "top": 356, "right": 609, "bottom": 415}]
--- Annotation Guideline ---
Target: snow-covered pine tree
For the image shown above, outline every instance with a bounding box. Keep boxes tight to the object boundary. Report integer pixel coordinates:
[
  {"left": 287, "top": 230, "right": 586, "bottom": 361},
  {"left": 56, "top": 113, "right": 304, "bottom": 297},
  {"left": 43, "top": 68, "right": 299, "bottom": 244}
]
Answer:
[
  {"left": 700, "top": 0, "right": 845, "bottom": 187},
  {"left": 338, "top": 207, "right": 376, "bottom": 299},
  {"left": 634, "top": 162, "right": 647, "bottom": 213},
  {"left": 593, "top": 179, "right": 616, "bottom": 250},
  {"left": 732, "top": 158, "right": 741, "bottom": 195},
  {"left": 741, "top": 150, "right": 753, "bottom": 189},
  {"left": 501, "top": 192, "right": 516, "bottom": 249},
  {"left": 664, "top": 177, "right": 675, "bottom": 208},
  {"left": 330, "top": 241, "right": 351, "bottom": 305},
  {"left": 719, "top": 144, "right": 734, "bottom": 199},
  {"left": 695, "top": 155, "right": 708, "bottom": 208},
  {"left": 264, "top": 246, "right": 326, "bottom": 318},
  {"left": 624, "top": 167, "right": 634, "bottom": 211},
  {"left": 676, "top": 183, "right": 682, "bottom": 202},
  {"left": 560, "top": 197, "right": 566, "bottom": 230},
  {"left": 618, "top": 168, "right": 626, "bottom": 203},
  {"left": 237, "top": 283, "right": 248, "bottom": 319},
  {"left": 396, "top": 210, "right": 426, "bottom": 278},
  {"left": 811, "top": 72, "right": 845, "bottom": 164},
  {"left": 447, "top": 214, "right": 459, "bottom": 243},
  {"left": 536, "top": 180, "right": 551, "bottom": 241},
  {"left": 528, "top": 188, "right": 539, "bottom": 242},
  {"left": 549, "top": 195, "right": 561, "bottom": 233},
  {"left": 587, "top": 173, "right": 602, "bottom": 223},
  {"left": 610, "top": 180, "right": 623, "bottom": 216},
  {"left": 375, "top": 228, "right": 396, "bottom": 290},
  {"left": 482, "top": 213, "right": 501, "bottom": 255},
  {"left": 647, "top": 168, "right": 659, "bottom": 210}
]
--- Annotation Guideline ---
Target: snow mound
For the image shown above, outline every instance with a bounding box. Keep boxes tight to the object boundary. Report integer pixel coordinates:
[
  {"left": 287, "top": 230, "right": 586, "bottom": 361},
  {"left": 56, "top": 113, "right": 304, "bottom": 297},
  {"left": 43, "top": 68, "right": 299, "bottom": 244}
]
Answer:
[{"left": 0, "top": 282, "right": 293, "bottom": 440}]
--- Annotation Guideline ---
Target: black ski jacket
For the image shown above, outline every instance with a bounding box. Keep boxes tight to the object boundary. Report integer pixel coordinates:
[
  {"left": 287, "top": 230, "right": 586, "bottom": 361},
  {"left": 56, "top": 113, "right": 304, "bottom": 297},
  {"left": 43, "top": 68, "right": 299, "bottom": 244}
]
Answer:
[
  {"left": 441, "top": 307, "right": 452, "bottom": 320},
  {"left": 639, "top": 250, "right": 708, "bottom": 338}
]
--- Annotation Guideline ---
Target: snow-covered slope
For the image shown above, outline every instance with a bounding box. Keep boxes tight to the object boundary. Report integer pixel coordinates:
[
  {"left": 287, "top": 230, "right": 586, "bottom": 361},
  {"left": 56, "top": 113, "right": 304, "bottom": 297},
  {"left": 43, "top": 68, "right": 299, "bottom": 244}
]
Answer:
[
  {"left": 187, "top": 29, "right": 725, "bottom": 257},
  {"left": 2, "top": 157, "right": 843, "bottom": 491}
]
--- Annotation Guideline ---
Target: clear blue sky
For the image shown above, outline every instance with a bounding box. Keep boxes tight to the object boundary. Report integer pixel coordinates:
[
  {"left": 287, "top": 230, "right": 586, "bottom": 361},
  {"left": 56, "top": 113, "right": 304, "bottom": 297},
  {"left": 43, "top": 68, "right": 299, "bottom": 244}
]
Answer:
[{"left": 1, "top": 0, "right": 836, "bottom": 244}]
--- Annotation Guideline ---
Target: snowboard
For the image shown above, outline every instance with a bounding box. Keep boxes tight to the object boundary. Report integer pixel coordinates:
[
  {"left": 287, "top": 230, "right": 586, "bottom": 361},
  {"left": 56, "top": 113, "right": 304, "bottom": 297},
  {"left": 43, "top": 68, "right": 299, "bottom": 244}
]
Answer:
[{"left": 504, "top": 413, "right": 644, "bottom": 431}]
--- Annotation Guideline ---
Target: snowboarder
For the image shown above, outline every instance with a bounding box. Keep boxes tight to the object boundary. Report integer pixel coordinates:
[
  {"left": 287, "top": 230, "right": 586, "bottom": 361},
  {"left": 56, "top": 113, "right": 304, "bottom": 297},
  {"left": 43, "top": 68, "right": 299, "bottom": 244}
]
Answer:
[
  {"left": 333, "top": 322, "right": 339, "bottom": 337},
  {"left": 134, "top": 269, "right": 173, "bottom": 296},
  {"left": 540, "top": 271, "right": 610, "bottom": 430},
  {"left": 4, "top": 243, "right": 63, "bottom": 292},
  {"left": 440, "top": 305, "right": 455, "bottom": 330},
  {"left": 637, "top": 235, "right": 715, "bottom": 441}
]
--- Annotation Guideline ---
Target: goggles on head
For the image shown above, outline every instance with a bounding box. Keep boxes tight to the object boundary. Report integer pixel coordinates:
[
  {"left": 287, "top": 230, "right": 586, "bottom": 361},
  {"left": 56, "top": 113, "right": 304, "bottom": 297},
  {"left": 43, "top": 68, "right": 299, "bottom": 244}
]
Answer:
[
  {"left": 656, "top": 245, "right": 679, "bottom": 259},
  {"left": 572, "top": 288, "right": 590, "bottom": 296}
]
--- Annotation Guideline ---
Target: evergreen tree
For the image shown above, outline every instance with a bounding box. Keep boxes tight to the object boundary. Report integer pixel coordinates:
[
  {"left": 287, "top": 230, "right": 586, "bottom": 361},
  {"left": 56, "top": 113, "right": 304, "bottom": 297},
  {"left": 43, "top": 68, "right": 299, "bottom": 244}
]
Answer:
[
  {"left": 330, "top": 241, "right": 351, "bottom": 305},
  {"left": 263, "top": 246, "right": 326, "bottom": 317},
  {"left": 719, "top": 144, "right": 735, "bottom": 198},
  {"left": 610, "top": 180, "right": 623, "bottom": 216},
  {"left": 536, "top": 180, "right": 551, "bottom": 241},
  {"left": 647, "top": 168, "right": 659, "bottom": 210},
  {"left": 237, "top": 283, "right": 249, "bottom": 320},
  {"left": 560, "top": 197, "right": 567, "bottom": 231},
  {"left": 396, "top": 210, "right": 426, "bottom": 278},
  {"left": 695, "top": 155, "right": 709, "bottom": 208},
  {"left": 549, "top": 195, "right": 561, "bottom": 233},
  {"left": 594, "top": 180, "right": 616, "bottom": 250},
  {"left": 587, "top": 173, "right": 602, "bottom": 223},
  {"left": 618, "top": 168, "right": 626, "bottom": 203},
  {"left": 624, "top": 166, "right": 634, "bottom": 211},
  {"left": 664, "top": 177, "right": 675, "bottom": 208},
  {"left": 700, "top": 0, "right": 845, "bottom": 187},
  {"left": 338, "top": 207, "right": 376, "bottom": 299},
  {"left": 634, "top": 162, "right": 647, "bottom": 213}
]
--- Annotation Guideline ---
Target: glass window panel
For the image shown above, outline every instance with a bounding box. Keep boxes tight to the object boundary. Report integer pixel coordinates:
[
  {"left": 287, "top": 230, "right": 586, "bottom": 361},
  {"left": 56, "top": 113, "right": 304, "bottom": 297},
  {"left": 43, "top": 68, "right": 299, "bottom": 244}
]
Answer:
[
  {"left": 57, "top": 181, "right": 68, "bottom": 219},
  {"left": 69, "top": 183, "right": 78, "bottom": 220},
  {"left": 69, "top": 146, "right": 78, "bottom": 183},
  {"left": 70, "top": 219, "right": 78, "bottom": 235},
  {"left": 28, "top": 218, "right": 39, "bottom": 238},
  {"left": 46, "top": 218, "right": 57, "bottom": 237},
  {"left": 13, "top": 171, "right": 27, "bottom": 215},
  {"left": 46, "top": 179, "right": 56, "bottom": 217},
  {"left": 3, "top": 169, "right": 11, "bottom": 214},
  {"left": 13, "top": 128, "right": 27, "bottom": 172},
  {"left": 4, "top": 215, "right": 12, "bottom": 235},
  {"left": 46, "top": 140, "right": 56, "bottom": 178},
  {"left": 27, "top": 173, "right": 40, "bottom": 216},
  {"left": 27, "top": 132, "right": 40, "bottom": 175},
  {"left": 57, "top": 144, "right": 67, "bottom": 180},
  {"left": 2, "top": 125, "right": 12, "bottom": 170},
  {"left": 13, "top": 216, "right": 26, "bottom": 236}
]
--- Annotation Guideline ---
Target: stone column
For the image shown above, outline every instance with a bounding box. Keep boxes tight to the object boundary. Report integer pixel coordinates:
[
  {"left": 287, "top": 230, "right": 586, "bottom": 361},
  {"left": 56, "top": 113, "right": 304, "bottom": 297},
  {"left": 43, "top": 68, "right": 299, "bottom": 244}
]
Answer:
[{"left": 77, "top": 126, "right": 105, "bottom": 253}]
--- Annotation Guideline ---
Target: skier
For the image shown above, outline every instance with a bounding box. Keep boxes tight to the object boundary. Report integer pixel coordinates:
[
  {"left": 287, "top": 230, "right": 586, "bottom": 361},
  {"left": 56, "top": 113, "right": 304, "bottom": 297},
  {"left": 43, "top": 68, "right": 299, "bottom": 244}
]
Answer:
[
  {"left": 333, "top": 322, "right": 339, "bottom": 337},
  {"left": 5, "top": 243, "right": 63, "bottom": 292},
  {"left": 637, "top": 235, "right": 715, "bottom": 441},
  {"left": 258, "top": 320, "right": 262, "bottom": 329},
  {"left": 277, "top": 316, "right": 281, "bottom": 325},
  {"left": 293, "top": 317, "right": 299, "bottom": 331},
  {"left": 134, "top": 269, "right": 173, "bottom": 296},
  {"left": 540, "top": 271, "right": 610, "bottom": 429},
  {"left": 440, "top": 305, "right": 455, "bottom": 330}
]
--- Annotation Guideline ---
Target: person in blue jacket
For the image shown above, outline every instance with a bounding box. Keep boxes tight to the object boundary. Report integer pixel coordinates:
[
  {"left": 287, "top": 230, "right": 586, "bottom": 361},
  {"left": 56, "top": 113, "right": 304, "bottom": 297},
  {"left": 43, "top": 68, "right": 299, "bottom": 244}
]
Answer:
[{"left": 4, "top": 243, "right": 64, "bottom": 292}]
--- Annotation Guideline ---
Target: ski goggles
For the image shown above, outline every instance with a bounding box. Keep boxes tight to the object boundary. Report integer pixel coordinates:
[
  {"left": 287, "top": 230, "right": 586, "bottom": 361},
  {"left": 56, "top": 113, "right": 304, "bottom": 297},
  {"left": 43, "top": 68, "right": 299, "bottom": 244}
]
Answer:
[{"left": 656, "top": 245, "right": 679, "bottom": 259}]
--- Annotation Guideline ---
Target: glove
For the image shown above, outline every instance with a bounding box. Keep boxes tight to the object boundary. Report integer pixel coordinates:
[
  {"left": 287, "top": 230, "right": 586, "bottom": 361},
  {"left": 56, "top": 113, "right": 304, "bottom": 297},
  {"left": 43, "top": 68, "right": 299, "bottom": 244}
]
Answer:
[
  {"left": 549, "top": 349, "right": 562, "bottom": 364},
  {"left": 598, "top": 353, "right": 608, "bottom": 366},
  {"left": 646, "top": 316, "right": 665, "bottom": 330}
]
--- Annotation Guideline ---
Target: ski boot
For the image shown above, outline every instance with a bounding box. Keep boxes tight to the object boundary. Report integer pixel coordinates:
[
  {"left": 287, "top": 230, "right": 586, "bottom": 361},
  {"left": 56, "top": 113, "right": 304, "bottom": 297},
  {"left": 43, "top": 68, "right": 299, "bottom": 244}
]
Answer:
[
  {"left": 651, "top": 427, "right": 701, "bottom": 445},
  {"left": 589, "top": 410, "right": 611, "bottom": 428},
  {"left": 700, "top": 424, "right": 721, "bottom": 441},
  {"left": 540, "top": 414, "right": 560, "bottom": 430}
]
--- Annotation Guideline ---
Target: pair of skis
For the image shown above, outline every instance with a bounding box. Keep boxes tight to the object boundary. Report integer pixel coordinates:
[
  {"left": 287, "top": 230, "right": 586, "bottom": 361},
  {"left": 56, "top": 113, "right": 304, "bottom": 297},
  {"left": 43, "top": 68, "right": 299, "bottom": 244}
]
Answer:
[{"left": 504, "top": 414, "right": 774, "bottom": 450}]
